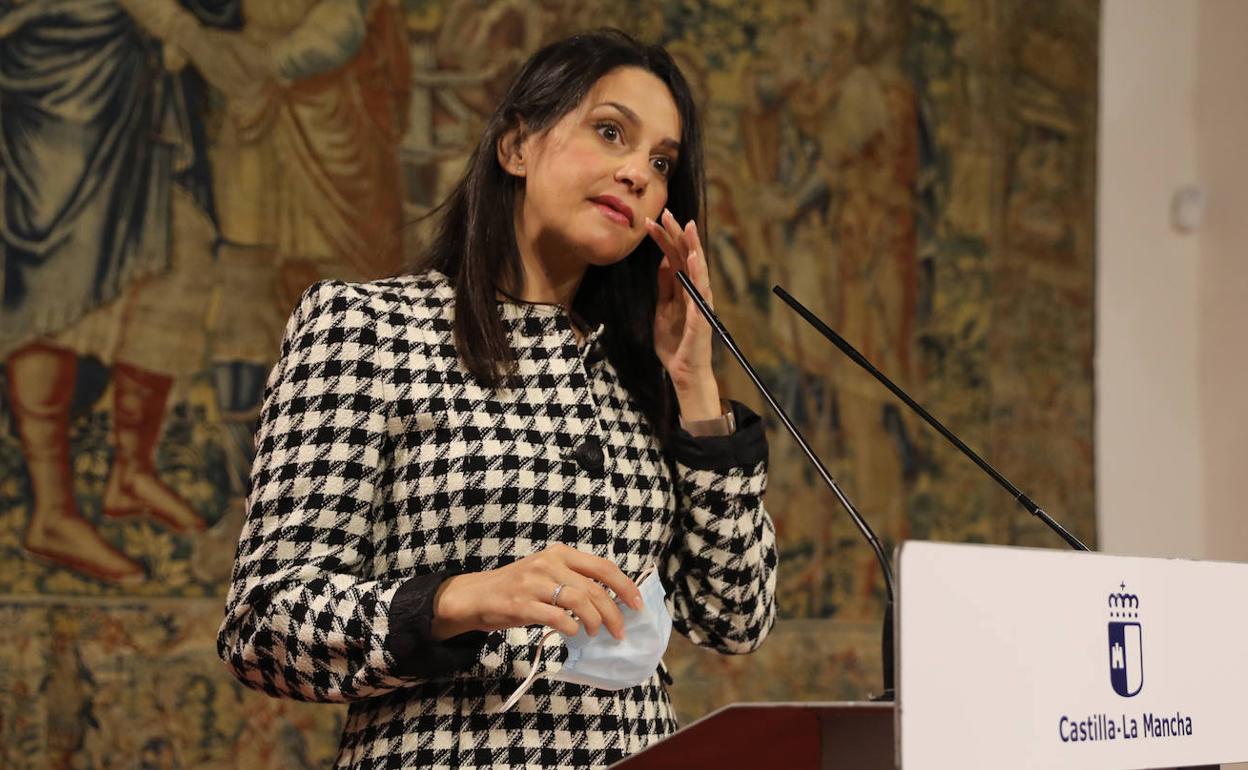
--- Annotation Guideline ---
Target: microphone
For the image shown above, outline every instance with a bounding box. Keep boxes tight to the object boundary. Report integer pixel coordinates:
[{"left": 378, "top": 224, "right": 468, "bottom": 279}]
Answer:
[
  {"left": 673, "top": 271, "right": 897, "bottom": 700},
  {"left": 771, "top": 285, "right": 1090, "bottom": 552}
]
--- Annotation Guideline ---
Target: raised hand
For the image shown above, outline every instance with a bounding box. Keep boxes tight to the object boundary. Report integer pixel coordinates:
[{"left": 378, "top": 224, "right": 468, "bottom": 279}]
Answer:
[{"left": 646, "top": 208, "right": 722, "bottom": 422}]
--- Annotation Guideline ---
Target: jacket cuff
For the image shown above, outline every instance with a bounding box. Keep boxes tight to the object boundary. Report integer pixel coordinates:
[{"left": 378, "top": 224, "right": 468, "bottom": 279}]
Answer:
[
  {"left": 668, "top": 400, "right": 768, "bottom": 472},
  {"left": 386, "top": 571, "right": 487, "bottom": 678}
]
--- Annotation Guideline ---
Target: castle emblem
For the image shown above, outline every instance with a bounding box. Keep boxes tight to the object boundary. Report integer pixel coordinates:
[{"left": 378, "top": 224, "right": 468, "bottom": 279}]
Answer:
[{"left": 1108, "top": 583, "right": 1144, "bottom": 698}]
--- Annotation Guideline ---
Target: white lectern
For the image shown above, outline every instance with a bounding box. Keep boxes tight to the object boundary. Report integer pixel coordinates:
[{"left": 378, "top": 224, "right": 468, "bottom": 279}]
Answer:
[{"left": 613, "top": 541, "right": 1245, "bottom": 770}]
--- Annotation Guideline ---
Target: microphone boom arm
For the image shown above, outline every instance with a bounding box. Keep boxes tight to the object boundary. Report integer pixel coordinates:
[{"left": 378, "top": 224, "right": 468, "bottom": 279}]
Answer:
[
  {"left": 674, "top": 271, "right": 897, "bottom": 697},
  {"left": 772, "top": 284, "right": 1089, "bottom": 552}
]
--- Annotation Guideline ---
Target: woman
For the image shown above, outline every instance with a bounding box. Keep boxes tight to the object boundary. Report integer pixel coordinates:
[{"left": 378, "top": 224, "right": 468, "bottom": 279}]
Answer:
[{"left": 217, "top": 29, "right": 777, "bottom": 769}]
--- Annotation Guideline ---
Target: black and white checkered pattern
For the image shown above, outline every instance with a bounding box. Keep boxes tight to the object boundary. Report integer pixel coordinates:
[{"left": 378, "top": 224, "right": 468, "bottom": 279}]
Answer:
[{"left": 217, "top": 272, "right": 777, "bottom": 769}]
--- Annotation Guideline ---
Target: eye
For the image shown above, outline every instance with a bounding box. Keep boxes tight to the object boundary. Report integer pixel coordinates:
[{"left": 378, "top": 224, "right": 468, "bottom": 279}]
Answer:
[
  {"left": 651, "top": 156, "right": 674, "bottom": 178},
  {"left": 595, "top": 122, "right": 622, "bottom": 143}
]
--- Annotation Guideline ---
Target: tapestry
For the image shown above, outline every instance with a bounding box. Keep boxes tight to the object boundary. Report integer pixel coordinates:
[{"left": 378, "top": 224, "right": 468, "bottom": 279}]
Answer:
[{"left": 0, "top": 0, "right": 1098, "bottom": 764}]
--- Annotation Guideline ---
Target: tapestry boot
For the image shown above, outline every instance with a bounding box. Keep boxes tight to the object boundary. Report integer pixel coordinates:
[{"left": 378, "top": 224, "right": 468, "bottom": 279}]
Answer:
[
  {"left": 101, "top": 362, "right": 206, "bottom": 532},
  {"left": 8, "top": 343, "right": 145, "bottom": 584}
]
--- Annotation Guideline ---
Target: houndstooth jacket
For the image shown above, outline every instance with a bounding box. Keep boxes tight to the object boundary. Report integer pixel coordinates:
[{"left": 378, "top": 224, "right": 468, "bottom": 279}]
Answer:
[{"left": 217, "top": 271, "right": 777, "bottom": 769}]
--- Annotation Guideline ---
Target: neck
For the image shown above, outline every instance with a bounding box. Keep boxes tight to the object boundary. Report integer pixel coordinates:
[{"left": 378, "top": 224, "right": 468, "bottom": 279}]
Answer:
[{"left": 513, "top": 198, "right": 586, "bottom": 308}]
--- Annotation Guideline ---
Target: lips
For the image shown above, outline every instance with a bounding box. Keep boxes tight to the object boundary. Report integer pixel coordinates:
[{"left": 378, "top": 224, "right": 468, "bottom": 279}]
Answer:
[{"left": 590, "top": 195, "right": 635, "bottom": 227}]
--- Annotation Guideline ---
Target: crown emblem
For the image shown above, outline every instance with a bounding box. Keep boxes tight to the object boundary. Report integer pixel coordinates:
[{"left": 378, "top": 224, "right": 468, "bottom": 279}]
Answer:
[{"left": 1108, "top": 582, "right": 1139, "bottom": 618}]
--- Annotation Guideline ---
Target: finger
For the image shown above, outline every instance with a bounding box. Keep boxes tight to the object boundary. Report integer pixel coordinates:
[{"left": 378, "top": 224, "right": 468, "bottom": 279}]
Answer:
[
  {"left": 564, "top": 551, "right": 643, "bottom": 610},
  {"left": 530, "top": 602, "right": 581, "bottom": 637},
  {"left": 644, "top": 216, "right": 675, "bottom": 251},
  {"left": 569, "top": 573, "right": 627, "bottom": 640},
  {"left": 685, "top": 223, "right": 713, "bottom": 309},
  {"left": 669, "top": 227, "right": 709, "bottom": 316},
  {"left": 656, "top": 255, "right": 675, "bottom": 304},
  {"left": 682, "top": 223, "right": 705, "bottom": 286},
  {"left": 645, "top": 217, "right": 685, "bottom": 272},
  {"left": 660, "top": 209, "right": 691, "bottom": 273},
  {"left": 553, "top": 583, "right": 605, "bottom": 637},
  {"left": 653, "top": 209, "right": 693, "bottom": 273},
  {"left": 660, "top": 208, "right": 684, "bottom": 243}
]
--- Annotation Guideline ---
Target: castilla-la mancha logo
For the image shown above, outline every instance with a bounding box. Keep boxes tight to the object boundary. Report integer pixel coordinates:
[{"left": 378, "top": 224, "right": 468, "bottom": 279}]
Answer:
[{"left": 1108, "top": 583, "right": 1143, "bottom": 697}]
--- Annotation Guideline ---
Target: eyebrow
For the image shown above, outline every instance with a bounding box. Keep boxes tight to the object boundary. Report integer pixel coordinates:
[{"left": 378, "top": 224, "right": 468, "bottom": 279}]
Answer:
[{"left": 598, "top": 101, "right": 681, "bottom": 153}]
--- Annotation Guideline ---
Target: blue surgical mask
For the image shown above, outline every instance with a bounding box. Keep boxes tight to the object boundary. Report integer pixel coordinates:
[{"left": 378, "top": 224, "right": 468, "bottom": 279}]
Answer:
[{"left": 497, "top": 569, "right": 672, "bottom": 713}]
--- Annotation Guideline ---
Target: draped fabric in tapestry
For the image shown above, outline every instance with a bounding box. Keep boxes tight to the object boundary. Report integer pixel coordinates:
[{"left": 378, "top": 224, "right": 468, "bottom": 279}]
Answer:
[{"left": 0, "top": 0, "right": 1096, "bottom": 765}]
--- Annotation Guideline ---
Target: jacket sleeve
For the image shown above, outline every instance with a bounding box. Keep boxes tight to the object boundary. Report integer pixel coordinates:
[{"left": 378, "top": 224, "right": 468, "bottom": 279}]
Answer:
[
  {"left": 216, "top": 281, "right": 481, "bottom": 702},
  {"left": 661, "top": 401, "right": 778, "bottom": 654}
]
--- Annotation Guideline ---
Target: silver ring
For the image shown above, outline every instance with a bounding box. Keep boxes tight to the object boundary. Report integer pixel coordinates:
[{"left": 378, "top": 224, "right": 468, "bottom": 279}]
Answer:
[{"left": 551, "top": 583, "right": 566, "bottom": 608}]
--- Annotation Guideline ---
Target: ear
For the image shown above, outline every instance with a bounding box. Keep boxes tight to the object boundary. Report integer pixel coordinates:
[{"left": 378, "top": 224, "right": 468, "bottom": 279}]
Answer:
[{"left": 496, "top": 121, "right": 529, "bottom": 177}]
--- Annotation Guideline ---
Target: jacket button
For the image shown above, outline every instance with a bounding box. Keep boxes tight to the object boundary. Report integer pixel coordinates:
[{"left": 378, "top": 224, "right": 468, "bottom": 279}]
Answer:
[{"left": 572, "top": 436, "right": 605, "bottom": 474}]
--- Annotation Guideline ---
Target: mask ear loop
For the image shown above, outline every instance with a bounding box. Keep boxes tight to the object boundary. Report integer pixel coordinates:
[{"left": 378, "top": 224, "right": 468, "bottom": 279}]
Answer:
[
  {"left": 495, "top": 629, "right": 559, "bottom": 713},
  {"left": 496, "top": 568, "right": 659, "bottom": 713}
]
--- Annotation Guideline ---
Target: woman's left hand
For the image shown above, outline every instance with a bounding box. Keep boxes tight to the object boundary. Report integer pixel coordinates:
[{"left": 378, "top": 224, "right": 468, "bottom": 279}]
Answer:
[{"left": 647, "top": 209, "right": 722, "bottom": 422}]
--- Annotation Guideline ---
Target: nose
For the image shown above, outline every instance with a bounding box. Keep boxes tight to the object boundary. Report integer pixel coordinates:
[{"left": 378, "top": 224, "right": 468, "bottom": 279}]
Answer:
[{"left": 614, "top": 155, "right": 649, "bottom": 197}]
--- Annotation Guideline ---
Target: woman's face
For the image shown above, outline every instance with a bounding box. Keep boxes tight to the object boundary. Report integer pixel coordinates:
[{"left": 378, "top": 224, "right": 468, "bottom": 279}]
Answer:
[{"left": 509, "top": 66, "right": 683, "bottom": 268}]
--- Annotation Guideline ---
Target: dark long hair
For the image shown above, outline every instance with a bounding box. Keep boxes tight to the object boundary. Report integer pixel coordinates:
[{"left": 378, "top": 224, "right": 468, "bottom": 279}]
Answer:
[{"left": 413, "top": 29, "right": 705, "bottom": 443}]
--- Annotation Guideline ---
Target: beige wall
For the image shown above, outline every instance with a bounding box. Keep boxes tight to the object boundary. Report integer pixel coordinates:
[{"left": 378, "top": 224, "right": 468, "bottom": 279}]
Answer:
[
  {"left": 1195, "top": 0, "right": 1248, "bottom": 562},
  {"left": 1097, "top": 0, "right": 1203, "bottom": 557},
  {"left": 1098, "top": 0, "right": 1248, "bottom": 561}
]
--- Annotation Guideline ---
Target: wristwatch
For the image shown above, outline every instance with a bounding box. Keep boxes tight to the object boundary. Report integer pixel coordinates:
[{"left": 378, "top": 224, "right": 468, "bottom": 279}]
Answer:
[{"left": 679, "top": 403, "right": 737, "bottom": 437}]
